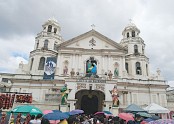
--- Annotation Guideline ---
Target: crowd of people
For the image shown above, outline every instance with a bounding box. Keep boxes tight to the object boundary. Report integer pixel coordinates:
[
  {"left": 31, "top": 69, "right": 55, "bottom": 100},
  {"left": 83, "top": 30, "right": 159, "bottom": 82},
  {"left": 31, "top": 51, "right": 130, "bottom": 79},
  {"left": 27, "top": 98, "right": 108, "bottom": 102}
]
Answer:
[{"left": 0, "top": 112, "right": 149, "bottom": 124}]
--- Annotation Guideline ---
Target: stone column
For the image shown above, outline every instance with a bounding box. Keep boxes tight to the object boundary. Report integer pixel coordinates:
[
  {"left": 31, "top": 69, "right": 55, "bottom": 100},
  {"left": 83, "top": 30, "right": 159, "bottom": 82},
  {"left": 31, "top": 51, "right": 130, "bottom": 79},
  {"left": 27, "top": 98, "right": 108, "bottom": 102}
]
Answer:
[
  {"left": 108, "top": 55, "right": 111, "bottom": 71},
  {"left": 55, "top": 53, "right": 61, "bottom": 75},
  {"left": 71, "top": 54, "right": 75, "bottom": 69}
]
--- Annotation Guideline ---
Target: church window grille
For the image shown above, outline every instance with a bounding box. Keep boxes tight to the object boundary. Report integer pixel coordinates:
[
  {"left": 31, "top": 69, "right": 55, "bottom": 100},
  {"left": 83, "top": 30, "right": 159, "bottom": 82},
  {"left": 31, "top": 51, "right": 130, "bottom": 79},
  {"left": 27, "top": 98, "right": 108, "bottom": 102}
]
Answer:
[
  {"left": 132, "top": 30, "right": 135, "bottom": 37},
  {"left": 134, "top": 45, "right": 138, "bottom": 54},
  {"left": 47, "top": 25, "right": 52, "bottom": 32},
  {"left": 127, "top": 32, "right": 129, "bottom": 38},
  {"left": 54, "top": 28, "right": 57, "bottom": 34},
  {"left": 30, "top": 58, "right": 34, "bottom": 70},
  {"left": 38, "top": 57, "right": 45, "bottom": 70},
  {"left": 44, "top": 40, "right": 48, "bottom": 49},
  {"left": 136, "top": 62, "right": 141, "bottom": 75},
  {"left": 125, "top": 63, "right": 129, "bottom": 73}
]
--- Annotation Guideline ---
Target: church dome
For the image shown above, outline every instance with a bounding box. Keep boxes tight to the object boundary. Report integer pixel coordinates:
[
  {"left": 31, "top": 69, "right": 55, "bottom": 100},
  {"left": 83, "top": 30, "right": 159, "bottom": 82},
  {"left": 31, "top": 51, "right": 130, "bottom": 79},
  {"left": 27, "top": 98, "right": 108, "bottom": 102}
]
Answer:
[
  {"left": 122, "top": 22, "right": 140, "bottom": 37},
  {"left": 42, "top": 17, "right": 60, "bottom": 28}
]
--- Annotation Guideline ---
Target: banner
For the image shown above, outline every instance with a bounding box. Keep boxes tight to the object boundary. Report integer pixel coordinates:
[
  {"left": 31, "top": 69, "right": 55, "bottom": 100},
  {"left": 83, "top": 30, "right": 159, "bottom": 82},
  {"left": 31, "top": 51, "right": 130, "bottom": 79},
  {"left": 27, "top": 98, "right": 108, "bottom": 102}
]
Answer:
[
  {"left": 43, "top": 57, "right": 57, "bottom": 79},
  {"left": 0, "top": 93, "right": 32, "bottom": 109}
]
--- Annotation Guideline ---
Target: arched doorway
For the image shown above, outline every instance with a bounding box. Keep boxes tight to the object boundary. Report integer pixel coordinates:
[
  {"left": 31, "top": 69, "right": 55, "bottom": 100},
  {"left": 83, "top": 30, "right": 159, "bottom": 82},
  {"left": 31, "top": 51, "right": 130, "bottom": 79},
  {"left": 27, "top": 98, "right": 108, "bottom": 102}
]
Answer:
[
  {"left": 81, "top": 95, "right": 98, "bottom": 114},
  {"left": 75, "top": 90, "right": 105, "bottom": 114}
]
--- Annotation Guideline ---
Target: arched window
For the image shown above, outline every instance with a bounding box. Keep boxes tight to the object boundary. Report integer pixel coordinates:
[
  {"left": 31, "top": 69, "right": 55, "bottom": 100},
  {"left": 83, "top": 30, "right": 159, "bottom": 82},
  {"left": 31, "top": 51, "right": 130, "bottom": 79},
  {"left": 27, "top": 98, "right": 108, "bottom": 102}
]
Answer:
[
  {"left": 142, "top": 47, "right": 144, "bottom": 54},
  {"left": 125, "top": 63, "right": 129, "bottom": 73},
  {"left": 136, "top": 62, "right": 141, "bottom": 75},
  {"left": 30, "top": 58, "right": 34, "bottom": 70},
  {"left": 44, "top": 40, "right": 48, "bottom": 49},
  {"left": 132, "top": 30, "right": 135, "bottom": 37},
  {"left": 47, "top": 25, "right": 52, "bottom": 32},
  {"left": 36, "top": 41, "right": 39, "bottom": 49},
  {"left": 146, "top": 64, "right": 148, "bottom": 76},
  {"left": 134, "top": 45, "right": 138, "bottom": 54},
  {"left": 38, "top": 57, "right": 45, "bottom": 70},
  {"left": 54, "top": 28, "right": 57, "bottom": 34},
  {"left": 127, "top": 32, "right": 129, "bottom": 38},
  {"left": 54, "top": 43, "right": 58, "bottom": 50}
]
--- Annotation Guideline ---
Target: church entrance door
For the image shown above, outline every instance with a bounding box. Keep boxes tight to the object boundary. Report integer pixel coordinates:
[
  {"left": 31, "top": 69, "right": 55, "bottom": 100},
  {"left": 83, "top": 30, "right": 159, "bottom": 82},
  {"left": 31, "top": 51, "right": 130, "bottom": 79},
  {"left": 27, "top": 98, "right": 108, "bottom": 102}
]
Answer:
[
  {"left": 81, "top": 95, "right": 98, "bottom": 114},
  {"left": 75, "top": 90, "right": 105, "bottom": 114}
]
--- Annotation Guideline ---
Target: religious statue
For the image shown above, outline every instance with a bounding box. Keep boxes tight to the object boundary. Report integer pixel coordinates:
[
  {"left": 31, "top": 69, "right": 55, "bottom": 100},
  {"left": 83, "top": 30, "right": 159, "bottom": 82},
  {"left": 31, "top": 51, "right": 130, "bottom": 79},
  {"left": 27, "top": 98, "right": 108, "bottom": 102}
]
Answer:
[
  {"left": 110, "top": 85, "right": 119, "bottom": 107},
  {"left": 114, "top": 67, "right": 119, "bottom": 77},
  {"left": 60, "top": 84, "right": 71, "bottom": 105},
  {"left": 86, "top": 61, "right": 97, "bottom": 77},
  {"left": 70, "top": 68, "right": 75, "bottom": 77},
  {"left": 63, "top": 66, "right": 68, "bottom": 75},
  {"left": 108, "top": 71, "right": 113, "bottom": 80}
]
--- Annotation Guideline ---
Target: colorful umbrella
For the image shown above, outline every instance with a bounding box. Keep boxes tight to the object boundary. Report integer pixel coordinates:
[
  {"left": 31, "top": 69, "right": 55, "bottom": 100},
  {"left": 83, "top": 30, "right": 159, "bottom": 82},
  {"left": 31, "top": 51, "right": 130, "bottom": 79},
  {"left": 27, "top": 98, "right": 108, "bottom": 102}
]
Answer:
[
  {"left": 52, "top": 110, "right": 62, "bottom": 113},
  {"left": 94, "top": 112, "right": 105, "bottom": 115},
  {"left": 144, "top": 118, "right": 155, "bottom": 122},
  {"left": 103, "top": 111, "right": 112, "bottom": 115},
  {"left": 11, "top": 105, "right": 42, "bottom": 115},
  {"left": 49, "top": 120, "right": 60, "bottom": 124},
  {"left": 69, "top": 109, "right": 84, "bottom": 115},
  {"left": 43, "top": 110, "right": 53, "bottom": 114},
  {"left": 150, "top": 115, "right": 160, "bottom": 120},
  {"left": 43, "top": 110, "right": 62, "bottom": 114},
  {"left": 137, "top": 112, "right": 152, "bottom": 118},
  {"left": 118, "top": 113, "right": 134, "bottom": 122},
  {"left": 43, "top": 112, "right": 69, "bottom": 120},
  {"left": 148, "top": 119, "right": 174, "bottom": 124}
]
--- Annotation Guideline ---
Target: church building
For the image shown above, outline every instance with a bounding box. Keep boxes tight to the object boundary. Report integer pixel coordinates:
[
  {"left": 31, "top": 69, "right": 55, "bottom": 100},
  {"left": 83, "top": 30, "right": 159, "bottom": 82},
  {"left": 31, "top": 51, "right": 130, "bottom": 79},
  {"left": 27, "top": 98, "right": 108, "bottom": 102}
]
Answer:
[{"left": 0, "top": 18, "right": 168, "bottom": 114}]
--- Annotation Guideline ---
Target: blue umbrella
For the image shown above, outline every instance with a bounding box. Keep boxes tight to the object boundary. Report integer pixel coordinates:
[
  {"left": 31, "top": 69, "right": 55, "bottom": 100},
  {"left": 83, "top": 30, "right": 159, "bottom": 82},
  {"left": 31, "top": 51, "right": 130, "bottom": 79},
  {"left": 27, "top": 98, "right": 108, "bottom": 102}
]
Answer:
[
  {"left": 69, "top": 109, "right": 84, "bottom": 115},
  {"left": 43, "top": 112, "right": 69, "bottom": 120},
  {"left": 103, "top": 111, "right": 112, "bottom": 115},
  {"left": 144, "top": 118, "right": 154, "bottom": 122},
  {"left": 52, "top": 110, "right": 62, "bottom": 113}
]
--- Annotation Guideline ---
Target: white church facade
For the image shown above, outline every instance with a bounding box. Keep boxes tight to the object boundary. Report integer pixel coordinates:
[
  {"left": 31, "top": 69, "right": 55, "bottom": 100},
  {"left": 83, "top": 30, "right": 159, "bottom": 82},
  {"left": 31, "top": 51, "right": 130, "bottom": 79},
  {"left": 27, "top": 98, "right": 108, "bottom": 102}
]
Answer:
[{"left": 0, "top": 18, "right": 169, "bottom": 114}]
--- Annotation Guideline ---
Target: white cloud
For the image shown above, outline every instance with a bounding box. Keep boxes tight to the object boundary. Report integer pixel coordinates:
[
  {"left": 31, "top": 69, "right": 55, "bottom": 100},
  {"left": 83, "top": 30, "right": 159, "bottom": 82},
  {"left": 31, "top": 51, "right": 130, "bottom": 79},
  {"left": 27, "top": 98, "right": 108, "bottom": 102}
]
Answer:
[
  {"left": 0, "top": 0, "right": 174, "bottom": 86},
  {"left": 0, "top": 35, "right": 34, "bottom": 73}
]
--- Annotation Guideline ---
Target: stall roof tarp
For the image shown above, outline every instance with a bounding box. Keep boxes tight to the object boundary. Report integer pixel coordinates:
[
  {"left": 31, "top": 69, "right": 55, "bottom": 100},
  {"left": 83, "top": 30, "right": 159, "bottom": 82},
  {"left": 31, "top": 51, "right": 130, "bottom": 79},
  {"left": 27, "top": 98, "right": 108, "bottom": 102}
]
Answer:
[
  {"left": 144, "top": 103, "right": 170, "bottom": 113},
  {"left": 124, "top": 104, "right": 147, "bottom": 112}
]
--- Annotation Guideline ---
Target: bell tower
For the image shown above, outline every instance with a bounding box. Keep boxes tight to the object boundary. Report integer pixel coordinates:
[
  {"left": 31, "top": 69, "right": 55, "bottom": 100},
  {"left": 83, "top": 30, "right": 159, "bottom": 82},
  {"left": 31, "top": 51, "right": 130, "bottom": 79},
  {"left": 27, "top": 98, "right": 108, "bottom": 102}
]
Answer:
[
  {"left": 28, "top": 18, "right": 62, "bottom": 75},
  {"left": 120, "top": 22, "right": 149, "bottom": 79}
]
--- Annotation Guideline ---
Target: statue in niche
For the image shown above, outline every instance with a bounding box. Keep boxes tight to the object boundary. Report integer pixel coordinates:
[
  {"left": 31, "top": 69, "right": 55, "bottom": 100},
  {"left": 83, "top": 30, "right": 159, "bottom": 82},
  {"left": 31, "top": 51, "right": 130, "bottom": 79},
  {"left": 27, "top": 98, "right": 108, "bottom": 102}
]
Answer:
[
  {"left": 70, "top": 68, "right": 75, "bottom": 77},
  {"left": 63, "top": 65, "right": 68, "bottom": 75},
  {"left": 114, "top": 68, "right": 119, "bottom": 77},
  {"left": 110, "top": 85, "right": 119, "bottom": 107},
  {"left": 86, "top": 62, "right": 97, "bottom": 77},
  {"left": 108, "top": 71, "right": 113, "bottom": 80},
  {"left": 114, "top": 62, "right": 119, "bottom": 77}
]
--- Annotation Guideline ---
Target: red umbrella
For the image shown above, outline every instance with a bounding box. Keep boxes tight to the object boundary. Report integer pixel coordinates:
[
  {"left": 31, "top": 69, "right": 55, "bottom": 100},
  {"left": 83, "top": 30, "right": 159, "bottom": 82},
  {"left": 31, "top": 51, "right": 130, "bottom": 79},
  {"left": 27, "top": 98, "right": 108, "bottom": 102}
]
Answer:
[
  {"left": 94, "top": 112, "right": 105, "bottom": 115},
  {"left": 43, "top": 110, "right": 53, "bottom": 114},
  {"left": 118, "top": 113, "right": 134, "bottom": 122}
]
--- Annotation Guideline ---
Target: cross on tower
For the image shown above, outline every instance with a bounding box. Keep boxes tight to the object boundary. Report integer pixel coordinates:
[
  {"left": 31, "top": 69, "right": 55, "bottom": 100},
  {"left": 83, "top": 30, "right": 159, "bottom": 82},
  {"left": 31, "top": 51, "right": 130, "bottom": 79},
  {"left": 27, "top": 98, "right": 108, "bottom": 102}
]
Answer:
[
  {"left": 129, "top": 19, "right": 132, "bottom": 23},
  {"left": 91, "top": 24, "right": 95, "bottom": 30}
]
